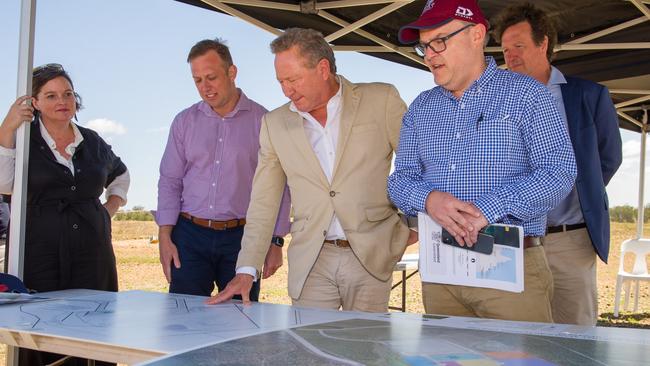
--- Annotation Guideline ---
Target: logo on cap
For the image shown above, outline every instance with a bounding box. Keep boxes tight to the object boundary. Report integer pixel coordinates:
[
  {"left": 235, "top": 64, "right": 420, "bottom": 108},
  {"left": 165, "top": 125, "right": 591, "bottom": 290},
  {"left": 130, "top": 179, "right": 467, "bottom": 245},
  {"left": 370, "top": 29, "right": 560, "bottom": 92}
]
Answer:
[
  {"left": 422, "top": 0, "right": 436, "bottom": 14},
  {"left": 455, "top": 6, "right": 474, "bottom": 19}
]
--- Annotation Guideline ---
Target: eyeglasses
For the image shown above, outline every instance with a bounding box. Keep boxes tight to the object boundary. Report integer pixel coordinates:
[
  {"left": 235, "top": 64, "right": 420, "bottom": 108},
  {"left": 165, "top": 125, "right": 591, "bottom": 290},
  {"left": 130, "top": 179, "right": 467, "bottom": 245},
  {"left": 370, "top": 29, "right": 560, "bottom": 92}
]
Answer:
[
  {"left": 33, "top": 63, "right": 65, "bottom": 77},
  {"left": 414, "top": 24, "right": 474, "bottom": 57}
]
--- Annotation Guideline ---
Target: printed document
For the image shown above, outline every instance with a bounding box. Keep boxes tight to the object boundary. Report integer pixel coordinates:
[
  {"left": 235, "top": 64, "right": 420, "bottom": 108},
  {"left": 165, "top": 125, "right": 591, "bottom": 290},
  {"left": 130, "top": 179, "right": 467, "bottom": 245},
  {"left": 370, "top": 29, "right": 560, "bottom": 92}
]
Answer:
[{"left": 418, "top": 212, "right": 524, "bottom": 293}]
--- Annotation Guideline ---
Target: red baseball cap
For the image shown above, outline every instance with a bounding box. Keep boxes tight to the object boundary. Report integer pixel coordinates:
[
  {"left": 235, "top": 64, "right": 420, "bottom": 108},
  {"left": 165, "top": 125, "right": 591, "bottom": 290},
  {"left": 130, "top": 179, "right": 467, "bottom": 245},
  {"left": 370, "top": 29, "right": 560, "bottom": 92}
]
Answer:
[{"left": 398, "top": 0, "right": 489, "bottom": 44}]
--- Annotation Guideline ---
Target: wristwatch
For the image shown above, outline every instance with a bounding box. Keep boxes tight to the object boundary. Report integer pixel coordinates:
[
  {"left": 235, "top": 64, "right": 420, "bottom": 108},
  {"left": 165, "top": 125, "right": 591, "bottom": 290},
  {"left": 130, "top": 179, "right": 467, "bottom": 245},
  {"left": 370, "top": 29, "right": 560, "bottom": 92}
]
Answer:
[{"left": 271, "top": 236, "right": 285, "bottom": 247}]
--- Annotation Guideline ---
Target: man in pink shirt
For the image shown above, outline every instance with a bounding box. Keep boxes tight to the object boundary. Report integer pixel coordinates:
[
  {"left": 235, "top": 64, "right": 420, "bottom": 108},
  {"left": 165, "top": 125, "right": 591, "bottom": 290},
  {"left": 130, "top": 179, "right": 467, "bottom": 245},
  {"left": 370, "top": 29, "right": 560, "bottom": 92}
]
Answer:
[{"left": 156, "top": 39, "right": 291, "bottom": 299}]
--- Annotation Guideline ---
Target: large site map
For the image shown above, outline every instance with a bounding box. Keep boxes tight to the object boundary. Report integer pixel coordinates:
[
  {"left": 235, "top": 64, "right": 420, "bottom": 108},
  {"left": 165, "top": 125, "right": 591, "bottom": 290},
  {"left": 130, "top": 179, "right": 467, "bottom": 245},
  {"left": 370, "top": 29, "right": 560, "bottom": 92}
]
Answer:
[
  {"left": 144, "top": 318, "right": 649, "bottom": 366},
  {"left": 1, "top": 290, "right": 649, "bottom": 365}
]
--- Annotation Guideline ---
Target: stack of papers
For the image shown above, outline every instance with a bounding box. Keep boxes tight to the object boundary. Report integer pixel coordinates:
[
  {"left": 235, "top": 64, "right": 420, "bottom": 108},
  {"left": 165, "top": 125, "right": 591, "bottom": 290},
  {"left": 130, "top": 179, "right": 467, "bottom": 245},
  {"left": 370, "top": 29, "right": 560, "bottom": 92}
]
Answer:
[{"left": 418, "top": 212, "right": 524, "bottom": 293}]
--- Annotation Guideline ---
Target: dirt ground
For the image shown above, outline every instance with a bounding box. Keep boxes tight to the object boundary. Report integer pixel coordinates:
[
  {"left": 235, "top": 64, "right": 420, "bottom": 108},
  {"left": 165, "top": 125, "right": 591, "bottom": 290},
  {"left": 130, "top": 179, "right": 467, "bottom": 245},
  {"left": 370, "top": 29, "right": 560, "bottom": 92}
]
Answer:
[
  {"left": 110, "top": 220, "right": 650, "bottom": 325},
  {"left": 1, "top": 220, "right": 648, "bottom": 364}
]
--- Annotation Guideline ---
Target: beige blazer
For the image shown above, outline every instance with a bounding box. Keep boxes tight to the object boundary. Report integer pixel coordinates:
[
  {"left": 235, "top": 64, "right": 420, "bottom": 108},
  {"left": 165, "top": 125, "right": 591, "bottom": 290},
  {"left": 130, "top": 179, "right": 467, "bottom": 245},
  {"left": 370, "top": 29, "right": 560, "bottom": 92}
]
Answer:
[{"left": 237, "top": 76, "right": 410, "bottom": 299}]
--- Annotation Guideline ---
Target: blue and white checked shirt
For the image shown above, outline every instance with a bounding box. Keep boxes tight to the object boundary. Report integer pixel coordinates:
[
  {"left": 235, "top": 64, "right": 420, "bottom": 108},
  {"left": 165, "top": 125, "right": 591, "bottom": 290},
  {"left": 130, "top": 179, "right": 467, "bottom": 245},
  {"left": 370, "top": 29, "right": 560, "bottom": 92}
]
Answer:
[{"left": 387, "top": 57, "right": 577, "bottom": 236}]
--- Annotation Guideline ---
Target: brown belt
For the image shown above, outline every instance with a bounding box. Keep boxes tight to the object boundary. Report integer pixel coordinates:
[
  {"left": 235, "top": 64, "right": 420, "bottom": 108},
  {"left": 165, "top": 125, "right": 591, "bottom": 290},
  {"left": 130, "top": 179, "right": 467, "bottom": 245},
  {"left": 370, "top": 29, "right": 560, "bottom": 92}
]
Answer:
[
  {"left": 524, "top": 236, "right": 542, "bottom": 249},
  {"left": 324, "top": 239, "right": 350, "bottom": 247},
  {"left": 180, "top": 212, "right": 246, "bottom": 230}
]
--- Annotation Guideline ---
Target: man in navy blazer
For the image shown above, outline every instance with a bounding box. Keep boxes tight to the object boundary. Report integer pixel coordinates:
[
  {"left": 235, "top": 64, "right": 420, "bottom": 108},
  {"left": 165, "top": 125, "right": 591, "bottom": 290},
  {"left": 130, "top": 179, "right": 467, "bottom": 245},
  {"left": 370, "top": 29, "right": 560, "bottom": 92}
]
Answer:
[{"left": 495, "top": 4, "right": 623, "bottom": 325}]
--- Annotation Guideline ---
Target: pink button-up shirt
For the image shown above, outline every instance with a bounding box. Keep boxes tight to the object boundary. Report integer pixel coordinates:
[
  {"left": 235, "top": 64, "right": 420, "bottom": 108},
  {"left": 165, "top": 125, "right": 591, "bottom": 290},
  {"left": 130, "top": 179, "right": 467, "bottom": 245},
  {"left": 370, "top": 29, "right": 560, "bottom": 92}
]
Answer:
[{"left": 156, "top": 91, "right": 290, "bottom": 236}]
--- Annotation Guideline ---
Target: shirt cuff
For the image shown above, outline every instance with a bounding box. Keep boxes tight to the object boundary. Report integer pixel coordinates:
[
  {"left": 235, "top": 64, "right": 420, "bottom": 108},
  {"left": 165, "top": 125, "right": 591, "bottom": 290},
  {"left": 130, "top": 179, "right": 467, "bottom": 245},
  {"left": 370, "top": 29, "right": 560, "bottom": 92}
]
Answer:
[
  {"left": 236, "top": 266, "right": 258, "bottom": 282},
  {"left": 272, "top": 227, "right": 290, "bottom": 237},
  {"left": 412, "top": 187, "right": 434, "bottom": 214},
  {"left": 0, "top": 145, "right": 16, "bottom": 157},
  {"left": 155, "top": 209, "right": 180, "bottom": 226},
  {"left": 105, "top": 170, "right": 130, "bottom": 205},
  {"left": 105, "top": 188, "right": 128, "bottom": 205},
  {"left": 473, "top": 193, "right": 505, "bottom": 224}
]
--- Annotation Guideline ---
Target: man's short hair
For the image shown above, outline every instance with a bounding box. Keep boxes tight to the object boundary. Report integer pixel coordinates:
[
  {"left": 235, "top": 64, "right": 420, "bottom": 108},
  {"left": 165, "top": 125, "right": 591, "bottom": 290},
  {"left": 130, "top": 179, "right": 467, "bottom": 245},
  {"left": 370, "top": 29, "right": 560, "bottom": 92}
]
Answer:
[
  {"left": 270, "top": 28, "right": 337, "bottom": 73},
  {"left": 493, "top": 3, "right": 557, "bottom": 62},
  {"left": 187, "top": 38, "right": 234, "bottom": 68}
]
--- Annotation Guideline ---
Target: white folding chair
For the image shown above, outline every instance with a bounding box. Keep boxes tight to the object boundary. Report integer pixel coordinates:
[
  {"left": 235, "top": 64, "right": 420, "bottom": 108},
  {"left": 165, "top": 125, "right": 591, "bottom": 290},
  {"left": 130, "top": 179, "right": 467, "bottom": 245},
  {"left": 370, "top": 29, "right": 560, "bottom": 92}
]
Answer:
[{"left": 614, "top": 238, "right": 650, "bottom": 317}]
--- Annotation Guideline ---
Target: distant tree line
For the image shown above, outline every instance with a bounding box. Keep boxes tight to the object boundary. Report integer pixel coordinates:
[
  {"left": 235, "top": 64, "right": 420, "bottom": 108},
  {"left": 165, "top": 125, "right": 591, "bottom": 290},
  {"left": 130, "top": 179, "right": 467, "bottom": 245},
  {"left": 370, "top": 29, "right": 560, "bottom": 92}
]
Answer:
[
  {"left": 114, "top": 205, "right": 154, "bottom": 221},
  {"left": 113, "top": 205, "right": 644, "bottom": 223},
  {"left": 609, "top": 205, "right": 650, "bottom": 223}
]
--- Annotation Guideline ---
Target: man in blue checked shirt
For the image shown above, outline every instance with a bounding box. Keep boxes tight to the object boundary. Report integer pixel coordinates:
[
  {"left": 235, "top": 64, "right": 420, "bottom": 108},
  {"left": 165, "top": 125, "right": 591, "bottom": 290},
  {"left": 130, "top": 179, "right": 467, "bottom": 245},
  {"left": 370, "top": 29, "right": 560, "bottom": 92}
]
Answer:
[{"left": 389, "top": 0, "right": 577, "bottom": 322}]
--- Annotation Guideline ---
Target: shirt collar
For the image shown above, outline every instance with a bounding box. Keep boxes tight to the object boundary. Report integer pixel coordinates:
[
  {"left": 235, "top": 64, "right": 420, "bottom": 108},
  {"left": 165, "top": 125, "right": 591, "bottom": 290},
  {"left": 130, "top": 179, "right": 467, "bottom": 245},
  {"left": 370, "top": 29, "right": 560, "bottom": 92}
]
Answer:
[
  {"left": 39, "top": 118, "right": 84, "bottom": 151},
  {"left": 547, "top": 66, "right": 567, "bottom": 87},
  {"left": 474, "top": 56, "right": 498, "bottom": 91},
  {"left": 198, "top": 88, "right": 251, "bottom": 119},
  {"left": 436, "top": 56, "right": 498, "bottom": 99},
  {"left": 289, "top": 75, "right": 343, "bottom": 115}
]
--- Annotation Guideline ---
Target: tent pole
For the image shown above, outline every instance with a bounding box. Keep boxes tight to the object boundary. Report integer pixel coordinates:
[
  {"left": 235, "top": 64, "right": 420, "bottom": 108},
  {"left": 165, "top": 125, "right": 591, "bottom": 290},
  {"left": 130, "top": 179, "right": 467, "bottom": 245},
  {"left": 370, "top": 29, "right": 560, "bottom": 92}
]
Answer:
[
  {"left": 6, "top": 1, "right": 36, "bottom": 365},
  {"left": 7, "top": 0, "right": 35, "bottom": 280},
  {"left": 637, "top": 109, "right": 648, "bottom": 238}
]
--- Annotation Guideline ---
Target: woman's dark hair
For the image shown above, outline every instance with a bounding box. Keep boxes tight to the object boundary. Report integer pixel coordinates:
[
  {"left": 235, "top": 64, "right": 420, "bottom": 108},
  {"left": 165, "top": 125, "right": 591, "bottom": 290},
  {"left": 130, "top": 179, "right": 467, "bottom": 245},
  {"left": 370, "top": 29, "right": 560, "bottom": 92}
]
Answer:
[{"left": 32, "top": 63, "right": 83, "bottom": 120}]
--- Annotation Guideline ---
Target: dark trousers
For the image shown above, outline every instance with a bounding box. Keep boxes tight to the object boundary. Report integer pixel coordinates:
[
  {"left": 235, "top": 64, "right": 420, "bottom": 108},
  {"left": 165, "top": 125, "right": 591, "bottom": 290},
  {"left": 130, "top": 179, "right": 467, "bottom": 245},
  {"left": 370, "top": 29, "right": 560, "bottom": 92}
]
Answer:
[{"left": 169, "top": 216, "right": 260, "bottom": 300}]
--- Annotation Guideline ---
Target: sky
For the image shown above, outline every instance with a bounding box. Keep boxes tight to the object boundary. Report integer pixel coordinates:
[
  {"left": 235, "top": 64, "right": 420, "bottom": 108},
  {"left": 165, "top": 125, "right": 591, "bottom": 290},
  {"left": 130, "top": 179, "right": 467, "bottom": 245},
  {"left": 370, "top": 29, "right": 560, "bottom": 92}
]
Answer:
[{"left": 0, "top": 0, "right": 646, "bottom": 210}]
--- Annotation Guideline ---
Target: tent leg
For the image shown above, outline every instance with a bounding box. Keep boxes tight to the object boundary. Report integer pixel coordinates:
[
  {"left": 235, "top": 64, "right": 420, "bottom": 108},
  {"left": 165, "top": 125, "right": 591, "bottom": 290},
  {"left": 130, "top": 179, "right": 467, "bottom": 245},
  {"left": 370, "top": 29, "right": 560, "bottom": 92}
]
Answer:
[
  {"left": 637, "top": 109, "right": 648, "bottom": 239},
  {"left": 7, "top": 1, "right": 36, "bottom": 366}
]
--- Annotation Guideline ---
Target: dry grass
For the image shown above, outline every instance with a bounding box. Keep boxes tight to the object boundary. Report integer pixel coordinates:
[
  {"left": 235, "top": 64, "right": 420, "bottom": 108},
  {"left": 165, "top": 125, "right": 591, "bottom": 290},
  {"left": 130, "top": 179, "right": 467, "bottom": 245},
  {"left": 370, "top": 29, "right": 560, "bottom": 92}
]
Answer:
[
  {"left": 595, "top": 222, "right": 650, "bottom": 327},
  {"left": 1, "top": 221, "right": 649, "bottom": 364},
  {"left": 110, "top": 221, "right": 425, "bottom": 310},
  {"left": 111, "top": 221, "right": 159, "bottom": 241},
  {"left": 109, "top": 220, "right": 650, "bottom": 323}
]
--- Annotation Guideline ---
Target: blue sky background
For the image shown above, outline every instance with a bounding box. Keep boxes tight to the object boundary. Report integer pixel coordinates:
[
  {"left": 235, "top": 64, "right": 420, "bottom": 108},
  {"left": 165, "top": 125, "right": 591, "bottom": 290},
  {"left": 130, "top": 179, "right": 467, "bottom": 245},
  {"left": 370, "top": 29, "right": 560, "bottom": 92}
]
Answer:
[{"left": 0, "top": 0, "right": 645, "bottom": 210}]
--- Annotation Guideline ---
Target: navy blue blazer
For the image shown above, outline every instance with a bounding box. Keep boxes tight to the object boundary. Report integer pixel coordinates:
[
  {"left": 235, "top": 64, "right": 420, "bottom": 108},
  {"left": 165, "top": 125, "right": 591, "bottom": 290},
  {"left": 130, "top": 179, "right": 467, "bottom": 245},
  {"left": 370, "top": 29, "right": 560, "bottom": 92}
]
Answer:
[{"left": 561, "top": 77, "right": 622, "bottom": 263}]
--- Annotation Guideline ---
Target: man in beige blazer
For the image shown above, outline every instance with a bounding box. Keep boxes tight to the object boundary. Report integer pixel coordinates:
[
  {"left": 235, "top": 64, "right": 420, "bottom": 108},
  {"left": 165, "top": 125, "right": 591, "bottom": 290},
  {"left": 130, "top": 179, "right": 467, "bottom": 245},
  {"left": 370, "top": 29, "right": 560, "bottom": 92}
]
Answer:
[{"left": 207, "top": 28, "right": 414, "bottom": 312}]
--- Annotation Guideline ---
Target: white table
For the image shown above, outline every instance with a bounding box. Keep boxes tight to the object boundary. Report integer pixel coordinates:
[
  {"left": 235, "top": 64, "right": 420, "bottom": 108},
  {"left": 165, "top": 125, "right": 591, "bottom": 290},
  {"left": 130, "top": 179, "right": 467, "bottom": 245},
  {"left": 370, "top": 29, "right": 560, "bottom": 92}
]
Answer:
[
  {"left": 2, "top": 289, "right": 649, "bottom": 366},
  {"left": 0, "top": 290, "right": 358, "bottom": 364}
]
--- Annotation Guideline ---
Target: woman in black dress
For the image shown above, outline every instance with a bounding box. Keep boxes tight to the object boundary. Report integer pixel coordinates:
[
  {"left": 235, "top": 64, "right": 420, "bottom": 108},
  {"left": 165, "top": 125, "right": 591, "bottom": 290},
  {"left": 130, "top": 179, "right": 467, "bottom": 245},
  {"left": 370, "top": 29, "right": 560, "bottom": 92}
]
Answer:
[{"left": 0, "top": 64, "right": 130, "bottom": 365}]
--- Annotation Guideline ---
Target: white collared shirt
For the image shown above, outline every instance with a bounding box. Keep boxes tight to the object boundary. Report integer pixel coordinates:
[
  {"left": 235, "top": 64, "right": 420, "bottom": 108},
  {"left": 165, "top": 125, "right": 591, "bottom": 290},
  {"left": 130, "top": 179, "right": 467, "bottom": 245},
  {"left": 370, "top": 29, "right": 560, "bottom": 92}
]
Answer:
[
  {"left": 40, "top": 119, "right": 84, "bottom": 174},
  {"left": 0, "top": 120, "right": 129, "bottom": 204},
  {"left": 289, "top": 77, "right": 345, "bottom": 240},
  {"left": 237, "top": 77, "right": 345, "bottom": 281}
]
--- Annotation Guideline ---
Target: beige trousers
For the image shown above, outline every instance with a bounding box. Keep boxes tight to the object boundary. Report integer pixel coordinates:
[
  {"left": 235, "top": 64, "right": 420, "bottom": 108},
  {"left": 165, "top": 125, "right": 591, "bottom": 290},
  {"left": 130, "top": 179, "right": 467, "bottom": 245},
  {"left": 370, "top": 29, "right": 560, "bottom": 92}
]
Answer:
[
  {"left": 544, "top": 228, "right": 598, "bottom": 325},
  {"left": 422, "top": 246, "right": 554, "bottom": 322},
  {"left": 292, "top": 242, "right": 392, "bottom": 312}
]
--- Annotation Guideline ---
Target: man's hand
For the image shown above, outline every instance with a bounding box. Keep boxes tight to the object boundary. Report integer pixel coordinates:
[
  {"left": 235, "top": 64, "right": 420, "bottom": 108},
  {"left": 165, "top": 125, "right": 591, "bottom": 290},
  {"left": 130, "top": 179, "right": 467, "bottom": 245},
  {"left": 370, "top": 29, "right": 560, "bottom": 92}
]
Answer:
[
  {"left": 461, "top": 205, "right": 489, "bottom": 245},
  {"left": 425, "top": 191, "right": 481, "bottom": 246},
  {"left": 407, "top": 229, "right": 419, "bottom": 246},
  {"left": 158, "top": 226, "right": 180, "bottom": 283},
  {"left": 205, "top": 273, "right": 254, "bottom": 305},
  {"left": 262, "top": 244, "right": 283, "bottom": 279}
]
